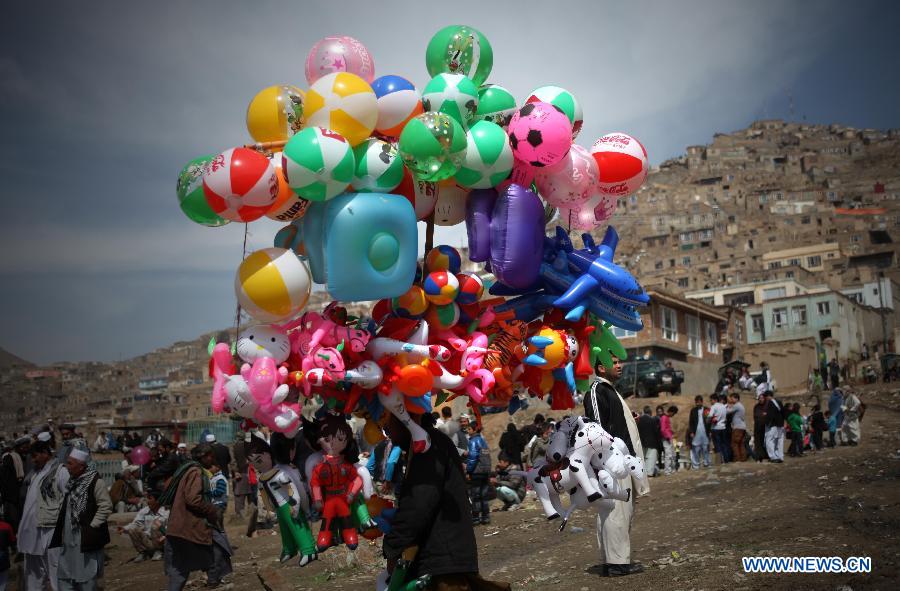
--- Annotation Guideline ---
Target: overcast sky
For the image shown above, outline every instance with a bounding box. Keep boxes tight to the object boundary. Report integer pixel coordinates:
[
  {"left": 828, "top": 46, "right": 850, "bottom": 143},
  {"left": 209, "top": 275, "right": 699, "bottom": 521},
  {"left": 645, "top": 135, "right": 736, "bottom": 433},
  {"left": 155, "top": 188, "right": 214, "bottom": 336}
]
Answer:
[{"left": 2, "top": 1, "right": 898, "bottom": 364}]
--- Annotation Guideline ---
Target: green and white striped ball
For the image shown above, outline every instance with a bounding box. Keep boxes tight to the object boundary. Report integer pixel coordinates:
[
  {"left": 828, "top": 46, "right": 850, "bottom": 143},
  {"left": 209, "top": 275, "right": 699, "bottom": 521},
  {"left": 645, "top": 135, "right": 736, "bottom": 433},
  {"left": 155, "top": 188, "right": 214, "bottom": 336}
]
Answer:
[
  {"left": 351, "top": 138, "right": 404, "bottom": 192},
  {"left": 475, "top": 85, "right": 517, "bottom": 129},
  {"left": 282, "top": 126, "right": 355, "bottom": 202},
  {"left": 455, "top": 120, "right": 513, "bottom": 189},
  {"left": 526, "top": 85, "right": 583, "bottom": 139},
  {"left": 422, "top": 73, "right": 479, "bottom": 127}
]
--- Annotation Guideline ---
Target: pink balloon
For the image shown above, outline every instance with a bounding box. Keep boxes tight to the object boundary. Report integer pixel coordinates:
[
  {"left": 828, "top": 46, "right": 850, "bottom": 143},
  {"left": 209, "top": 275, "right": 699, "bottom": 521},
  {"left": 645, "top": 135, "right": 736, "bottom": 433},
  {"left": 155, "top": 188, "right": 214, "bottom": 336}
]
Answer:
[
  {"left": 507, "top": 102, "right": 572, "bottom": 168},
  {"left": 558, "top": 193, "right": 616, "bottom": 230},
  {"left": 305, "top": 36, "right": 375, "bottom": 84},
  {"left": 535, "top": 144, "right": 599, "bottom": 208},
  {"left": 130, "top": 444, "right": 150, "bottom": 466}
]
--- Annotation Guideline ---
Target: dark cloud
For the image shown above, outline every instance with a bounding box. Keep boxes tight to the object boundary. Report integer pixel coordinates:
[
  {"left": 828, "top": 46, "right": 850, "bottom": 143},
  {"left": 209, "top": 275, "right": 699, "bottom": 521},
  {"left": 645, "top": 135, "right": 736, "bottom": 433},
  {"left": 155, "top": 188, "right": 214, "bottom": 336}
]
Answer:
[{"left": 2, "top": 0, "right": 898, "bottom": 363}]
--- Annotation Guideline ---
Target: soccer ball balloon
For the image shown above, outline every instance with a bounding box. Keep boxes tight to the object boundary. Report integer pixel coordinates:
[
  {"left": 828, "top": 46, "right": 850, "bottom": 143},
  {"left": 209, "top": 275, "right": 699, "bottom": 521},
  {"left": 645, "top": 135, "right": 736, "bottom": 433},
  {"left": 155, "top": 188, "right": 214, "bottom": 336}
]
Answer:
[
  {"left": 507, "top": 102, "right": 572, "bottom": 169},
  {"left": 526, "top": 86, "right": 583, "bottom": 139},
  {"left": 351, "top": 139, "right": 404, "bottom": 192},
  {"left": 372, "top": 75, "right": 423, "bottom": 138},
  {"left": 455, "top": 120, "right": 513, "bottom": 189},
  {"left": 422, "top": 73, "right": 479, "bottom": 127},
  {"left": 305, "top": 72, "right": 378, "bottom": 146},
  {"left": 203, "top": 148, "right": 278, "bottom": 222},
  {"left": 282, "top": 127, "right": 355, "bottom": 202},
  {"left": 590, "top": 132, "right": 649, "bottom": 197}
]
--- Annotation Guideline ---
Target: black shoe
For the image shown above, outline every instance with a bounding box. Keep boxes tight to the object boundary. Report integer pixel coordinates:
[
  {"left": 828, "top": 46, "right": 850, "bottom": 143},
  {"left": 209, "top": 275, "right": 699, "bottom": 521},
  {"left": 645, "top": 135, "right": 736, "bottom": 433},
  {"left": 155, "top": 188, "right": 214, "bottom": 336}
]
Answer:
[
  {"left": 607, "top": 563, "right": 645, "bottom": 577},
  {"left": 771, "top": 459, "right": 784, "bottom": 463}
]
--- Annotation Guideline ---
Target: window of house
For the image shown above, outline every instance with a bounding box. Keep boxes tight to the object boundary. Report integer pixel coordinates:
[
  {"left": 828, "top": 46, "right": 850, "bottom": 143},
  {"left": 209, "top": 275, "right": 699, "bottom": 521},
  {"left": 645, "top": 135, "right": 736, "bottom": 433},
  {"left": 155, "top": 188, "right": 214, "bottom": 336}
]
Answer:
[
  {"left": 736, "top": 320, "right": 744, "bottom": 343},
  {"left": 705, "top": 321, "right": 719, "bottom": 354},
  {"left": 788, "top": 258, "right": 801, "bottom": 266},
  {"left": 655, "top": 261, "right": 663, "bottom": 270},
  {"left": 816, "top": 301, "right": 831, "bottom": 316},
  {"left": 677, "top": 277, "right": 689, "bottom": 288},
  {"left": 807, "top": 255, "right": 822, "bottom": 267},
  {"left": 611, "top": 326, "right": 636, "bottom": 339},
  {"left": 785, "top": 271, "right": 795, "bottom": 278},
  {"left": 768, "top": 261, "right": 782, "bottom": 269},
  {"left": 791, "top": 306, "right": 808, "bottom": 326},
  {"left": 762, "top": 287, "right": 786, "bottom": 300},
  {"left": 751, "top": 314, "right": 764, "bottom": 335},
  {"left": 772, "top": 307, "right": 788, "bottom": 328},
  {"left": 687, "top": 316, "right": 701, "bottom": 357},
  {"left": 682, "top": 256, "right": 691, "bottom": 266},
  {"left": 838, "top": 302, "right": 844, "bottom": 315},
  {"left": 661, "top": 306, "right": 678, "bottom": 341}
]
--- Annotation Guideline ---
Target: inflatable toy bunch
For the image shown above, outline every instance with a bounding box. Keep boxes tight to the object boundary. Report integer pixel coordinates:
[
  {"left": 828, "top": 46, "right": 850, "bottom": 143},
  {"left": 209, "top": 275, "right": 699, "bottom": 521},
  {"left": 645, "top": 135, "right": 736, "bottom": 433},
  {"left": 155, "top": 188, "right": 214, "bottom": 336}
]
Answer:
[{"left": 180, "top": 29, "right": 653, "bottom": 569}]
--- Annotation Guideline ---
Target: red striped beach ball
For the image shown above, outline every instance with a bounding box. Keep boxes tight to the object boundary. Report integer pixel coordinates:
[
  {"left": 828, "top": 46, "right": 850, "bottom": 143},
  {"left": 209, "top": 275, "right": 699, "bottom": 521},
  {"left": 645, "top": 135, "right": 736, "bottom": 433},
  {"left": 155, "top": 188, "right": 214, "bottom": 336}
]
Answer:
[
  {"left": 590, "top": 133, "right": 648, "bottom": 197},
  {"left": 203, "top": 147, "right": 278, "bottom": 222}
]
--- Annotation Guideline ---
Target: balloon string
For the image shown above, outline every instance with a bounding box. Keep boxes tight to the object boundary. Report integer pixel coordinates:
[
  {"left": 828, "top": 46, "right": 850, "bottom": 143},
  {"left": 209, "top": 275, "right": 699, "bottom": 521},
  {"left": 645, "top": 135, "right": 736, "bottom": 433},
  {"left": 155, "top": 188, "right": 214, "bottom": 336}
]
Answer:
[
  {"left": 233, "top": 223, "right": 249, "bottom": 340},
  {"left": 567, "top": 208, "right": 573, "bottom": 235}
]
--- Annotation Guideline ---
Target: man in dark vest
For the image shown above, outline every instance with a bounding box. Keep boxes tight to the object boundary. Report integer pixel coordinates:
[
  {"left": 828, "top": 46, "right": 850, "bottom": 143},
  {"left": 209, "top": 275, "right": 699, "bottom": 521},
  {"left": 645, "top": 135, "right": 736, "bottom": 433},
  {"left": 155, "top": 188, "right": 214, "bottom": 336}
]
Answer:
[
  {"left": 584, "top": 355, "right": 647, "bottom": 577},
  {"left": 50, "top": 448, "right": 112, "bottom": 591}
]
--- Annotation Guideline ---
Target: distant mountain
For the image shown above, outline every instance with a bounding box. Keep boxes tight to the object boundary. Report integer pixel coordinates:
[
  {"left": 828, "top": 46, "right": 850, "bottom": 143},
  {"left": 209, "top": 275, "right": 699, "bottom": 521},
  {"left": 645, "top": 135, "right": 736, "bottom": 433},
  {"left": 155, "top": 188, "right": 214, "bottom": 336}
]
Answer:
[{"left": 0, "top": 347, "right": 34, "bottom": 369}]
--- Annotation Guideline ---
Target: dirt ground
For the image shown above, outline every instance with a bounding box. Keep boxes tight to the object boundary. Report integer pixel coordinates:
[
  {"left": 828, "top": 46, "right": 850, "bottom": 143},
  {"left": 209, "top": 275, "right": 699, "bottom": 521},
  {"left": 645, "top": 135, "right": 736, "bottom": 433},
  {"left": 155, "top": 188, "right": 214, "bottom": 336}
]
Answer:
[{"left": 9, "top": 384, "right": 899, "bottom": 590}]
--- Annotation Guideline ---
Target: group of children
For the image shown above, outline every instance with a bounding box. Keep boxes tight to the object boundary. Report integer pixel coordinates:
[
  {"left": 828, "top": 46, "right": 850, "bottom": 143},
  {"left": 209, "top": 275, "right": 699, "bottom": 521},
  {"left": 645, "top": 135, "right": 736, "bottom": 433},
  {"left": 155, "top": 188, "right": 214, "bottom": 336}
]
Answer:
[{"left": 784, "top": 403, "right": 839, "bottom": 457}]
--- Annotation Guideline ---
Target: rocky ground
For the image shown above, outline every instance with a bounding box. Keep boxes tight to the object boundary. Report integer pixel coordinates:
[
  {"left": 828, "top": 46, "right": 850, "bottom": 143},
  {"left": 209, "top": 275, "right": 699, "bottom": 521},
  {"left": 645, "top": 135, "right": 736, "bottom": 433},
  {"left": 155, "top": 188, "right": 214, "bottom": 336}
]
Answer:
[{"left": 8, "top": 384, "right": 899, "bottom": 590}]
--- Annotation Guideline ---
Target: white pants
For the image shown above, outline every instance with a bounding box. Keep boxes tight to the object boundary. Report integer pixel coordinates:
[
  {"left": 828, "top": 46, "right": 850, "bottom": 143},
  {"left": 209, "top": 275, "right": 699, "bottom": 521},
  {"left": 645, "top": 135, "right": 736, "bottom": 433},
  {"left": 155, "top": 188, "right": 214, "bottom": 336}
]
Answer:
[
  {"left": 765, "top": 426, "right": 785, "bottom": 461},
  {"left": 842, "top": 417, "right": 860, "bottom": 444},
  {"left": 24, "top": 550, "right": 60, "bottom": 591},
  {"left": 595, "top": 476, "right": 634, "bottom": 565},
  {"left": 643, "top": 448, "right": 658, "bottom": 477},
  {"left": 662, "top": 440, "right": 676, "bottom": 474}
]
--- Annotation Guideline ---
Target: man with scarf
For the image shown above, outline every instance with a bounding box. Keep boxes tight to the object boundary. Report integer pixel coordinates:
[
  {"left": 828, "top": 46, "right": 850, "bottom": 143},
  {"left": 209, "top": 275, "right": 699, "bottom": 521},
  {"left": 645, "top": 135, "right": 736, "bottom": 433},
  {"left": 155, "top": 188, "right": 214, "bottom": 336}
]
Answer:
[
  {"left": 56, "top": 424, "right": 90, "bottom": 465},
  {"left": 49, "top": 448, "right": 112, "bottom": 591},
  {"left": 159, "top": 443, "right": 230, "bottom": 591},
  {"left": 19, "top": 439, "right": 69, "bottom": 590},
  {"left": 584, "top": 354, "right": 649, "bottom": 578}
]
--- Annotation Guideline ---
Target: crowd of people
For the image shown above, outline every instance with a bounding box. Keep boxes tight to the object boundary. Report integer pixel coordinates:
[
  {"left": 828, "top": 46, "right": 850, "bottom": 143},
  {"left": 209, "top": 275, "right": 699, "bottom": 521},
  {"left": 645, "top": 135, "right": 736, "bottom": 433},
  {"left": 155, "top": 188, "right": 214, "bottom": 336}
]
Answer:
[{"left": 0, "top": 356, "right": 871, "bottom": 590}]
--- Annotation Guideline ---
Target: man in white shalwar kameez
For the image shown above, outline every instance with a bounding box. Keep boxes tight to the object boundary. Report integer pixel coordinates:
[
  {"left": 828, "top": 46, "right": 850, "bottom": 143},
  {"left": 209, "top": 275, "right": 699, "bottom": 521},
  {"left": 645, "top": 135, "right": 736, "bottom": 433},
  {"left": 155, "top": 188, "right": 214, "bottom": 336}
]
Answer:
[
  {"left": 18, "top": 439, "right": 69, "bottom": 591},
  {"left": 841, "top": 390, "right": 862, "bottom": 445}
]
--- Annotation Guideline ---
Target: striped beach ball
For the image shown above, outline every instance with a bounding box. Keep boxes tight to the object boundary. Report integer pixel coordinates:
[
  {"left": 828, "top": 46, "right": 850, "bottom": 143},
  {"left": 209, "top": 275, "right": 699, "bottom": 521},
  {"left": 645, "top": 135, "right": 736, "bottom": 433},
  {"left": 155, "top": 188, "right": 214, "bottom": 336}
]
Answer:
[
  {"left": 304, "top": 72, "right": 378, "bottom": 146},
  {"left": 423, "top": 270, "right": 460, "bottom": 305},
  {"left": 234, "top": 248, "right": 312, "bottom": 323},
  {"left": 203, "top": 148, "right": 278, "bottom": 222},
  {"left": 425, "top": 245, "right": 462, "bottom": 274},
  {"left": 526, "top": 86, "right": 583, "bottom": 139},
  {"left": 422, "top": 73, "right": 479, "bottom": 127},
  {"left": 590, "top": 133, "right": 648, "bottom": 197},
  {"left": 351, "top": 138, "right": 404, "bottom": 192},
  {"left": 455, "top": 273, "right": 484, "bottom": 305},
  {"left": 372, "top": 75, "right": 423, "bottom": 138},
  {"left": 425, "top": 302, "right": 460, "bottom": 330},
  {"left": 245, "top": 84, "right": 305, "bottom": 143},
  {"left": 282, "top": 127, "right": 355, "bottom": 202}
]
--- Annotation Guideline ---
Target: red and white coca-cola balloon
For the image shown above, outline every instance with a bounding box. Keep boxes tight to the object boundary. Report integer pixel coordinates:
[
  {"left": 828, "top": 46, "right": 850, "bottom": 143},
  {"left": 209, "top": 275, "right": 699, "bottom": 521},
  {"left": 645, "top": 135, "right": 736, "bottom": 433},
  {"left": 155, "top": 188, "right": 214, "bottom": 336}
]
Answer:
[{"left": 590, "top": 132, "right": 648, "bottom": 197}]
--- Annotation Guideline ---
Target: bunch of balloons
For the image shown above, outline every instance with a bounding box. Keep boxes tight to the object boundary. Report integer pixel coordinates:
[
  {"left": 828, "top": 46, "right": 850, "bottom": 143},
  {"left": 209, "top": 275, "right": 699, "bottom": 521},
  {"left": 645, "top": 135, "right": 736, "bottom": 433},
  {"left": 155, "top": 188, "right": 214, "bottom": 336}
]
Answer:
[{"left": 178, "top": 23, "right": 653, "bottom": 451}]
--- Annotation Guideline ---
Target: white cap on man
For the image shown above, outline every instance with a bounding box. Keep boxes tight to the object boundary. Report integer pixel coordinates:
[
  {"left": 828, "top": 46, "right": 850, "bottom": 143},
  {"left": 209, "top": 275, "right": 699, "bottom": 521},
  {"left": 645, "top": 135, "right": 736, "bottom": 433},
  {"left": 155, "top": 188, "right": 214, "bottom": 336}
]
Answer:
[
  {"left": 205, "top": 433, "right": 216, "bottom": 443},
  {"left": 177, "top": 442, "right": 187, "bottom": 450},
  {"left": 69, "top": 448, "right": 90, "bottom": 463}
]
